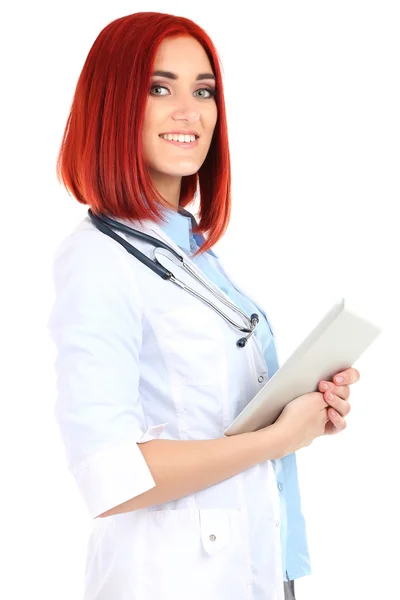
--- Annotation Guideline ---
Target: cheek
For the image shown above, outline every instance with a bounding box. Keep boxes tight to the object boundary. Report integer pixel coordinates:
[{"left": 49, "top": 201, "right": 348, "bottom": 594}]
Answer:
[
  {"left": 142, "top": 102, "right": 160, "bottom": 139},
  {"left": 205, "top": 106, "right": 218, "bottom": 143},
  {"left": 141, "top": 118, "right": 159, "bottom": 162},
  {"left": 207, "top": 104, "right": 218, "bottom": 127}
]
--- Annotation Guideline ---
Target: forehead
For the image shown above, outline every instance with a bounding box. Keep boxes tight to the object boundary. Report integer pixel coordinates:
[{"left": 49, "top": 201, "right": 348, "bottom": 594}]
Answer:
[{"left": 153, "top": 36, "right": 213, "bottom": 72}]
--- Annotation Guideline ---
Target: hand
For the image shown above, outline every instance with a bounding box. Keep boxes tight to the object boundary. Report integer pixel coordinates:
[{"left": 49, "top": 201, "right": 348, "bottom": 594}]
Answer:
[
  {"left": 318, "top": 368, "right": 361, "bottom": 435},
  {"left": 270, "top": 391, "right": 331, "bottom": 457}
]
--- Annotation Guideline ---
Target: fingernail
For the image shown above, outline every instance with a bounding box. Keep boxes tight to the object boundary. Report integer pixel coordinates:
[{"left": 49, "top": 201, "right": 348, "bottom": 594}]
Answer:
[
  {"left": 335, "top": 376, "right": 343, "bottom": 383},
  {"left": 321, "top": 383, "right": 328, "bottom": 390},
  {"left": 328, "top": 393, "right": 335, "bottom": 401}
]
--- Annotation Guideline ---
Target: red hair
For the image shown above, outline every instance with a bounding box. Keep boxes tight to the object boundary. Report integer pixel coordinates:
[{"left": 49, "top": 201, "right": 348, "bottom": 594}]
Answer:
[{"left": 56, "top": 12, "right": 231, "bottom": 256}]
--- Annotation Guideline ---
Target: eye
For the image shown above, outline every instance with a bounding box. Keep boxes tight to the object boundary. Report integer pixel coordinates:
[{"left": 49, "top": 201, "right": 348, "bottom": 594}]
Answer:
[
  {"left": 194, "top": 88, "right": 216, "bottom": 99},
  {"left": 150, "top": 85, "right": 169, "bottom": 96}
]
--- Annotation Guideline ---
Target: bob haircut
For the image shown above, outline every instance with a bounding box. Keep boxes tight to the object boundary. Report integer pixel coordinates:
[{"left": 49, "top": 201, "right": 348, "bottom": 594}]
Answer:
[{"left": 56, "top": 12, "right": 231, "bottom": 256}]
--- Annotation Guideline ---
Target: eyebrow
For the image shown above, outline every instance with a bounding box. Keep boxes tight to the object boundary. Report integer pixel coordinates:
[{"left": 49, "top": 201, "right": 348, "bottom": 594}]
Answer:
[{"left": 152, "top": 70, "right": 216, "bottom": 81}]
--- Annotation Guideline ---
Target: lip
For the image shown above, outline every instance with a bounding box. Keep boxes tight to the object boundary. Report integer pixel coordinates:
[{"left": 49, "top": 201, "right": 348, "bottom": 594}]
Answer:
[
  {"left": 159, "top": 131, "right": 199, "bottom": 137},
  {"left": 159, "top": 134, "right": 199, "bottom": 149}
]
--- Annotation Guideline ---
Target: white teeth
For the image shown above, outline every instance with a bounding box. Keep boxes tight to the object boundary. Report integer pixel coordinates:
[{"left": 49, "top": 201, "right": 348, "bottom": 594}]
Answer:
[{"left": 160, "top": 133, "right": 196, "bottom": 143}]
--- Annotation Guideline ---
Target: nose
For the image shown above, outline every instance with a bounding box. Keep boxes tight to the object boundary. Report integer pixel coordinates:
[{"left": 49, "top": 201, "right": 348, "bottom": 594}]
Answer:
[{"left": 171, "top": 109, "right": 200, "bottom": 124}]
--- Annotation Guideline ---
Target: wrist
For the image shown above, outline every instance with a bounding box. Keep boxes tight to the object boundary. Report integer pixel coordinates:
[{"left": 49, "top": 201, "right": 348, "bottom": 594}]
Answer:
[{"left": 255, "top": 421, "right": 289, "bottom": 461}]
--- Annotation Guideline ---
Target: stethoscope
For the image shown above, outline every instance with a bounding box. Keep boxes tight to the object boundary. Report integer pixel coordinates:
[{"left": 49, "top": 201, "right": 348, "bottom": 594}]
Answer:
[{"left": 87, "top": 209, "right": 259, "bottom": 348}]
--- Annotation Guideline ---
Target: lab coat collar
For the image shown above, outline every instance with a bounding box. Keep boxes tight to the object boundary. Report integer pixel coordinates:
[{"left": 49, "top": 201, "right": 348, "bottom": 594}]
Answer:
[
  {"left": 103, "top": 205, "right": 218, "bottom": 258},
  {"left": 98, "top": 212, "right": 196, "bottom": 266}
]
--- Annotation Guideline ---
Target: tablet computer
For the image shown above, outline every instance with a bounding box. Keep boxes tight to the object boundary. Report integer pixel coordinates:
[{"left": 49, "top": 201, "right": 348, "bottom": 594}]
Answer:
[{"left": 224, "top": 298, "right": 382, "bottom": 436}]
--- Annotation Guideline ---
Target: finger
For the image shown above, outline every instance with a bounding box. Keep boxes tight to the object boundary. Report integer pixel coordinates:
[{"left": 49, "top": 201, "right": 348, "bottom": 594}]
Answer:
[
  {"left": 327, "top": 407, "right": 347, "bottom": 434},
  {"left": 324, "top": 391, "right": 351, "bottom": 417},
  {"left": 333, "top": 368, "right": 360, "bottom": 386},
  {"left": 319, "top": 381, "right": 350, "bottom": 400},
  {"left": 324, "top": 420, "right": 339, "bottom": 436}
]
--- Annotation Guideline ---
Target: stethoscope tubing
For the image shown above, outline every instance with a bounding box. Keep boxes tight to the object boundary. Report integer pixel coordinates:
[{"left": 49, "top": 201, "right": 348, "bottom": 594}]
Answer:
[{"left": 87, "top": 209, "right": 259, "bottom": 346}]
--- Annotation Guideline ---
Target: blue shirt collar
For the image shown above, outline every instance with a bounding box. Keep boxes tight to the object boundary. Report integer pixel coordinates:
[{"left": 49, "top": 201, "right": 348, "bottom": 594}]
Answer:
[{"left": 157, "top": 205, "right": 218, "bottom": 258}]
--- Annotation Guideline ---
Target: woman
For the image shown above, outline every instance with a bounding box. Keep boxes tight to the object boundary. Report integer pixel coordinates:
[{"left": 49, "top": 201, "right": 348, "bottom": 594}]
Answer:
[{"left": 48, "top": 12, "right": 359, "bottom": 600}]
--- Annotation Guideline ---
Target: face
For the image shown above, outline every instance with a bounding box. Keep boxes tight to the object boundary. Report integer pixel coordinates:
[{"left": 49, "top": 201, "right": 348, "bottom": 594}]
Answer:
[{"left": 142, "top": 35, "right": 218, "bottom": 182}]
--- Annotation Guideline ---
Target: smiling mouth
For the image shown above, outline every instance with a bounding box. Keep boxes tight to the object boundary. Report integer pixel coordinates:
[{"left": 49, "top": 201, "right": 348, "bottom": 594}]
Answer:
[
  {"left": 158, "top": 134, "right": 199, "bottom": 148},
  {"left": 158, "top": 134, "right": 199, "bottom": 141}
]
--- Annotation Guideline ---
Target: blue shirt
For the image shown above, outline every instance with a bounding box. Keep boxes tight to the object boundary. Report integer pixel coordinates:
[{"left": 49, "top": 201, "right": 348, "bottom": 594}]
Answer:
[{"left": 157, "top": 205, "right": 311, "bottom": 582}]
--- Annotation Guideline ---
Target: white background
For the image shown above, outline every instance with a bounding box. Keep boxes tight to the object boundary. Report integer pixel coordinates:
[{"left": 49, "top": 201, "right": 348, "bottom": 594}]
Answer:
[{"left": 1, "top": 1, "right": 399, "bottom": 599}]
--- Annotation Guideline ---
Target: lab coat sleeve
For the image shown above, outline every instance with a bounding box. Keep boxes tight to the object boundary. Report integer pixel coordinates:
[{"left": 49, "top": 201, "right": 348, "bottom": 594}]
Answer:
[{"left": 47, "top": 228, "right": 167, "bottom": 519}]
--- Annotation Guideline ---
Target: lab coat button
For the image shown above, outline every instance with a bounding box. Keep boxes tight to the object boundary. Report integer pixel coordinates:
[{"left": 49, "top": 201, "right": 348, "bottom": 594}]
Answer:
[
  {"left": 276, "top": 521, "right": 280, "bottom": 527},
  {"left": 258, "top": 375, "right": 264, "bottom": 383},
  {"left": 278, "top": 483, "right": 283, "bottom": 491},
  {"left": 209, "top": 534, "right": 217, "bottom": 542}
]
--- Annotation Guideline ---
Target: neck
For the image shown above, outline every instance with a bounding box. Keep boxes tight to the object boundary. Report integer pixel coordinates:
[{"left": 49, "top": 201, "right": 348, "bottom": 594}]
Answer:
[{"left": 149, "top": 170, "right": 181, "bottom": 212}]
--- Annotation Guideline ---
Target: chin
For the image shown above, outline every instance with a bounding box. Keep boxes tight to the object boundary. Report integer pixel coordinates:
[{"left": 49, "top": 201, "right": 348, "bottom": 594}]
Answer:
[{"left": 159, "top": 164, "right": 200, "bottom": 177}]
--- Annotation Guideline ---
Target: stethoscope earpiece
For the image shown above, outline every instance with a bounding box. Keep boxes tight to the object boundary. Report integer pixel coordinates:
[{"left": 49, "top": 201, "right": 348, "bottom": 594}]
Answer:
[{"left": 236, "top": 314, "right": 259, "bottom": 348}]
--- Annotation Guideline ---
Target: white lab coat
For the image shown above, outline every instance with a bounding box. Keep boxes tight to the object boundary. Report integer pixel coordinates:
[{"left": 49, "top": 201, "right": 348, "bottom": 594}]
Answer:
[{"left": 48, "top": 214, "right": 285, "bottom": 600}]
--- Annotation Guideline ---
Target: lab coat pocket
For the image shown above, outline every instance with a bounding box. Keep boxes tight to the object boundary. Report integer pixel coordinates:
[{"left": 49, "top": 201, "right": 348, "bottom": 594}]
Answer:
[
  {"left": 154, "top": 304, "right": 225, "bottom": 386},
  {"left": 141, "top": 508, "right": 247, "bottom": 600},
  {"left": 200, "top": 508, "right": 232, "bottom": 556}
]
